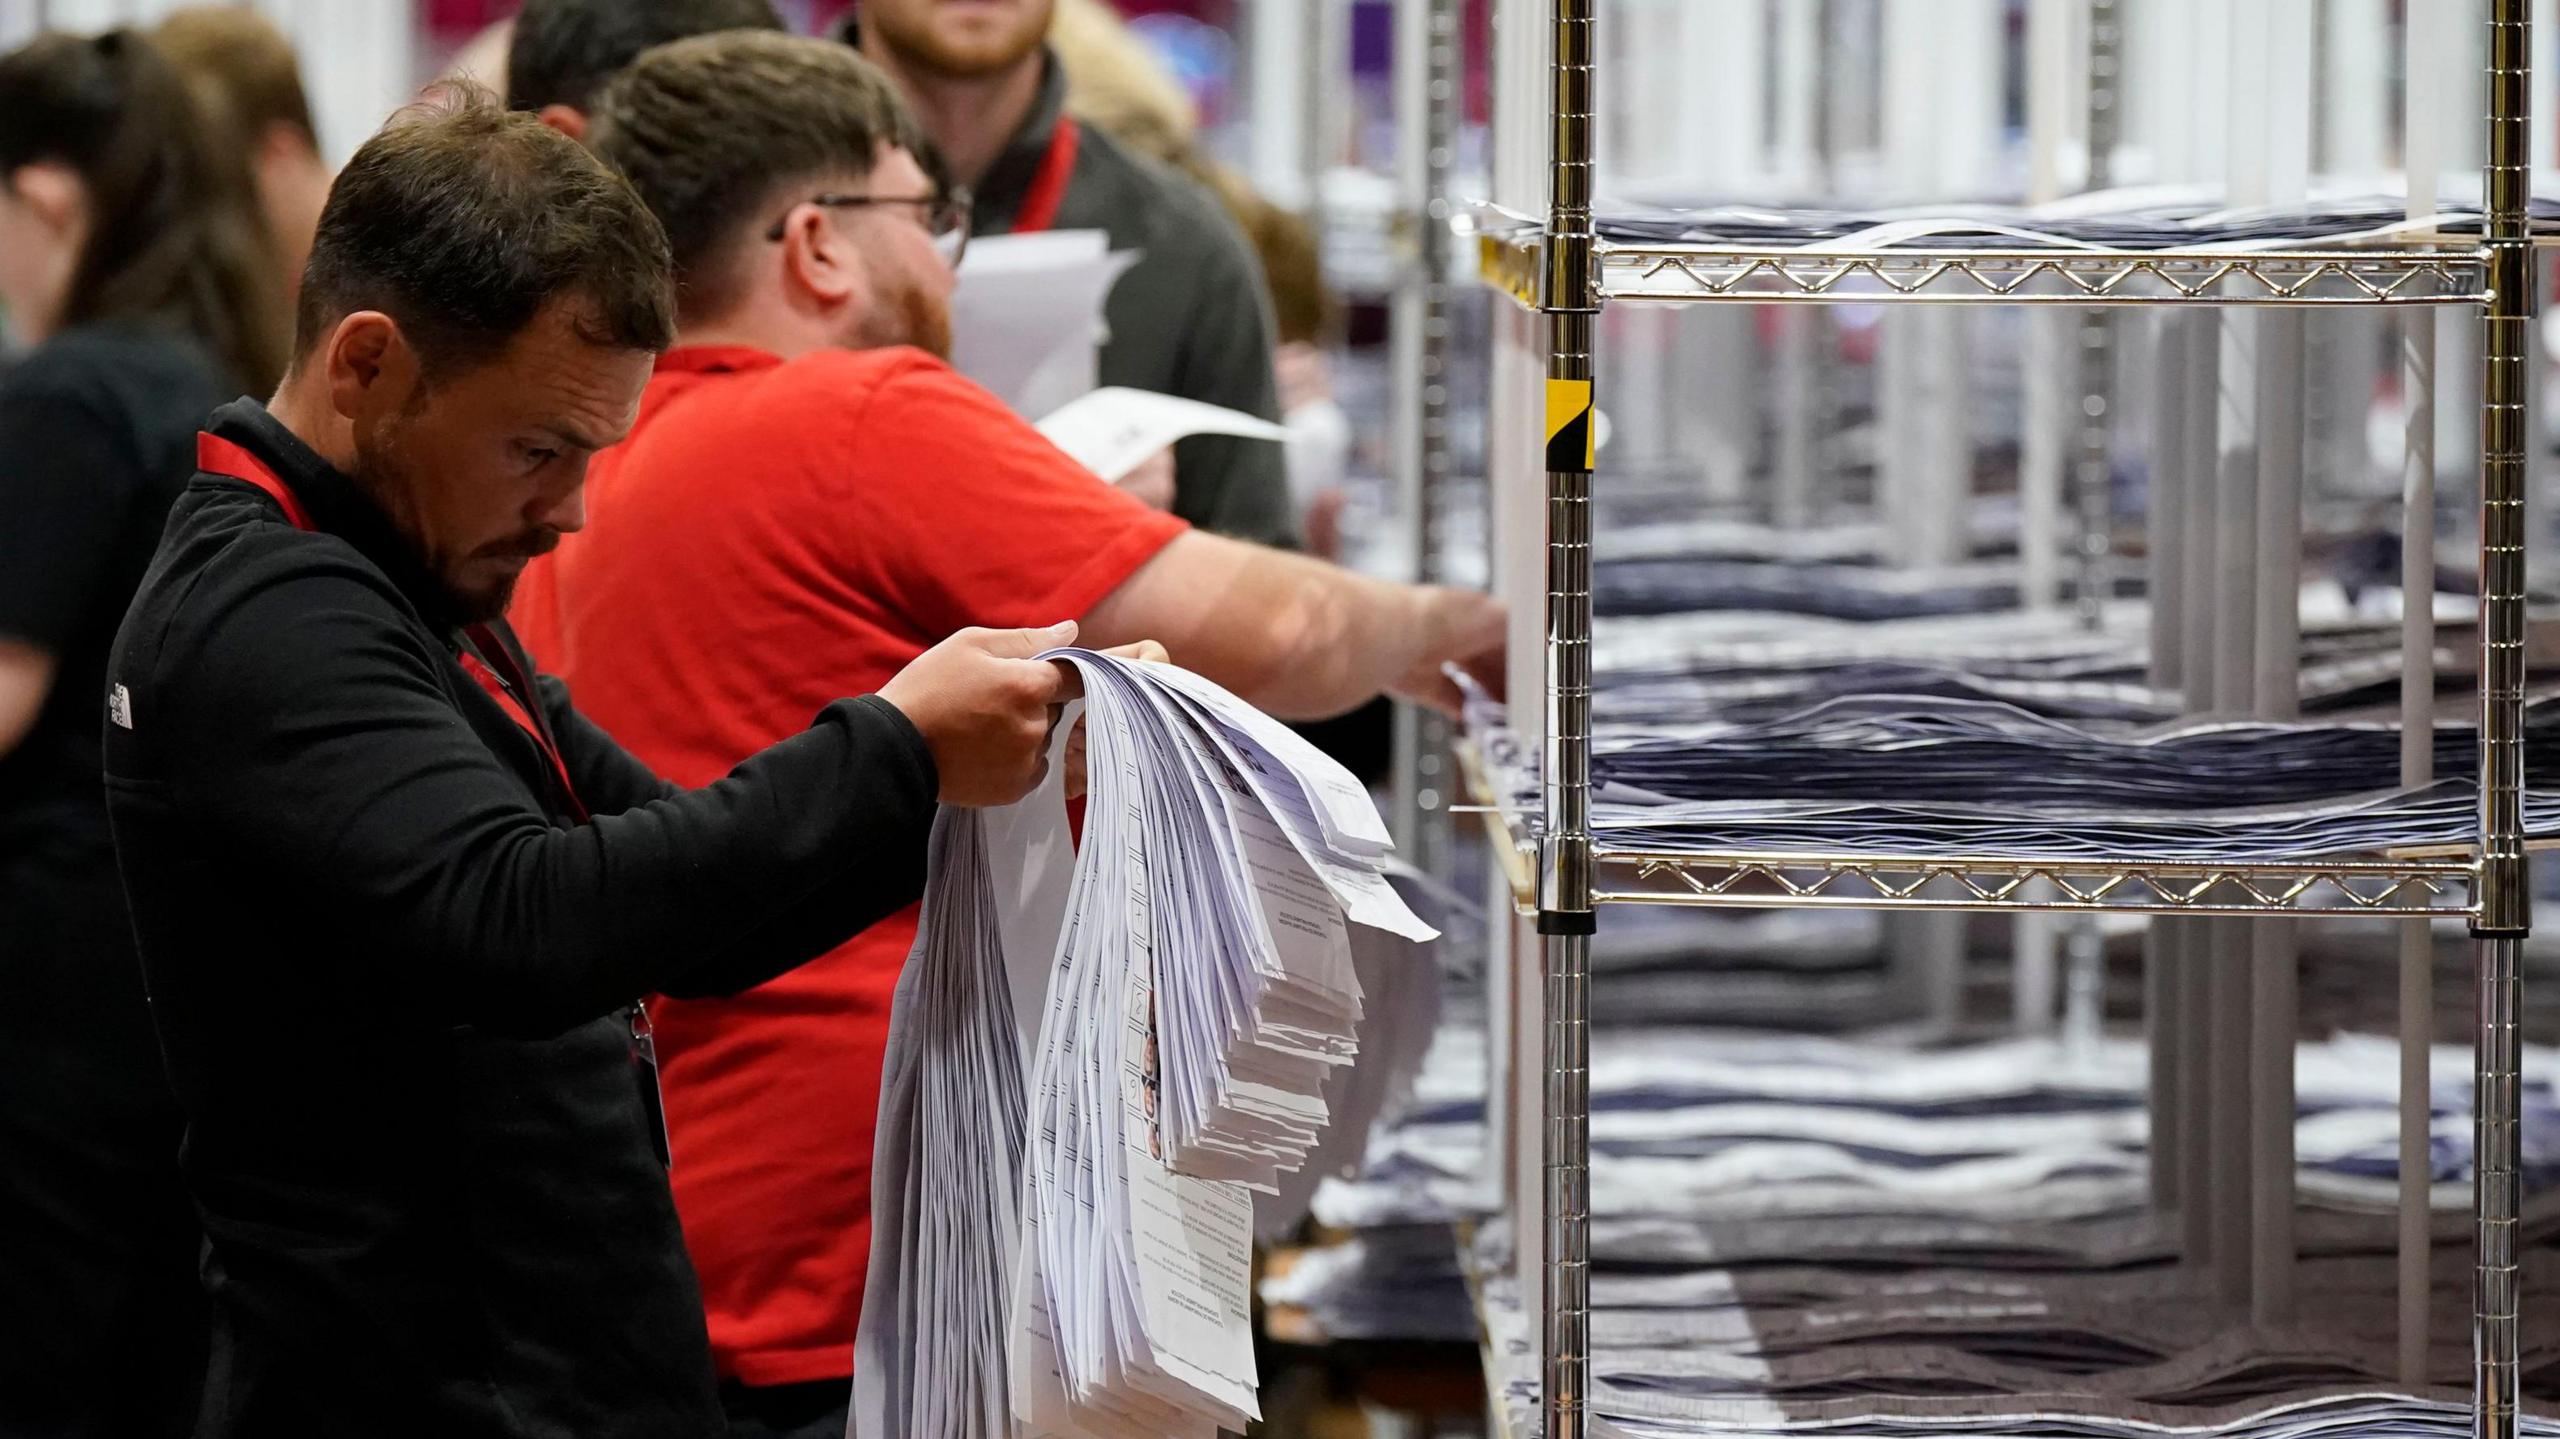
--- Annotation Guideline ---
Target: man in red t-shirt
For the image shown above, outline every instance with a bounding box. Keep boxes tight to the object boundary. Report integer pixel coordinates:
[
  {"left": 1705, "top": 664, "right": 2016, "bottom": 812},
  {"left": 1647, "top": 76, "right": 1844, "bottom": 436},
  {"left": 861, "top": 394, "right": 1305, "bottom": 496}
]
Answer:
[{"left": 514, "top": 33, "right": 1503, "bottom": 1437}]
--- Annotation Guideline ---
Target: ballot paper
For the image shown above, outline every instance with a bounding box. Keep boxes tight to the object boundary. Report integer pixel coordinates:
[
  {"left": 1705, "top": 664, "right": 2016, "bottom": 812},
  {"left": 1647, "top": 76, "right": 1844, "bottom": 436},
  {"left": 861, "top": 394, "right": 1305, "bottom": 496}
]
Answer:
[
  {"left": 853, "top": 652, "right": 1433, "bottom": 1439},
  {"left": 1036, "top": 388, "right": 1289, "bottom": 484},
  {"left": 1467, "top": 686, "right": 2560, "bottom": 861},
  {"left": 949, "top": 231, "right": 1140, "bottom": 418},
  {"left": 1476, "top": 181, "right": 2560, "bottom": 253},
  {"left": 1254, "top": 882, "right": 1445, "bottom": 1240}
]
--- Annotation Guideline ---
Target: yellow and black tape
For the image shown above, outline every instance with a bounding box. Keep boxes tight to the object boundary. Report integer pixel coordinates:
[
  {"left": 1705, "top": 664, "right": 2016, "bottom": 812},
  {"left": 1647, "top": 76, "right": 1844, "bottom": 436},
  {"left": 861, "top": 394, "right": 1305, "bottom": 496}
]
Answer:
[{"left": 1545, "top": 378, "right": 1595, "bottom": 473}]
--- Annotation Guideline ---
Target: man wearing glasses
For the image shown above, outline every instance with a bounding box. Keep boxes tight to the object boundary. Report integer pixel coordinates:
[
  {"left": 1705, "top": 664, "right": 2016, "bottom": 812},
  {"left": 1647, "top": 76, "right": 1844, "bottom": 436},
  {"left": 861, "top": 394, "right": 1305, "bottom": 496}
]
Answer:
[
  {"left": 846, "top": 0, "right": 1295, "bottom": 545},
  {"left": 511, "top": 33, "right": 1504, "bottom": 1439}
]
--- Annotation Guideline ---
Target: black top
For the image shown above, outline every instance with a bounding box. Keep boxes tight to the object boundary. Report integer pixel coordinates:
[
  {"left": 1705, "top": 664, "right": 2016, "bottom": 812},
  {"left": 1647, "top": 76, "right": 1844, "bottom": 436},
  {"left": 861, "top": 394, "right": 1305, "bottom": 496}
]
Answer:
[
  {"left": 969, "top": 53, "right": 1296, "bottom": 548},
  {"left": 0, "top": 321, "right": 229, "bottom": 872},
  {"left": 103, "top": 400, "right": 940, "bottom": 1437}
]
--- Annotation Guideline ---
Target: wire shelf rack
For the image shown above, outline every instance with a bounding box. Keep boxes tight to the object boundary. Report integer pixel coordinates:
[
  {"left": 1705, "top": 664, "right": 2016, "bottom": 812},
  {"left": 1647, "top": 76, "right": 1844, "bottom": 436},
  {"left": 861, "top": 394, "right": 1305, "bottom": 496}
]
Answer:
[
  {"left": 1460, "top": 746, "right": 2481, "bottom": 919},
  {"left": 1470, "top": 219, "right": 2492, "bottom": 309}
]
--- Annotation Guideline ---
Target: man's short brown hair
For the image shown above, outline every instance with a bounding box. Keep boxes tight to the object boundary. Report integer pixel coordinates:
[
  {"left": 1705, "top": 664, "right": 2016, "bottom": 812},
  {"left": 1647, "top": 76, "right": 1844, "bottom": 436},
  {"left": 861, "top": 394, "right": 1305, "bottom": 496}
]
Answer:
[
  {"left": 505, "top": 0, "right": 783, "bottom": 115},
  {"left": 152, "top": 5, "right": 317, "bottom": 151},
  {"left": 295, "top": 84, "right": 674, "bottom": 377},
  {"left": 587, "top": 31, "right": 930, "bottom": 322}
]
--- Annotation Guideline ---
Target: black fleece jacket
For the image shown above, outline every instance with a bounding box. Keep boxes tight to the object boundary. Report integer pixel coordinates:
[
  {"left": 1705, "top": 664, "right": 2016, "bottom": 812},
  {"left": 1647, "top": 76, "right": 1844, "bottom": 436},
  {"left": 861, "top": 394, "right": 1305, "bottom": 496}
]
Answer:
[{"left": 102, "top": 398, "right": 937, "bottom": 1437}]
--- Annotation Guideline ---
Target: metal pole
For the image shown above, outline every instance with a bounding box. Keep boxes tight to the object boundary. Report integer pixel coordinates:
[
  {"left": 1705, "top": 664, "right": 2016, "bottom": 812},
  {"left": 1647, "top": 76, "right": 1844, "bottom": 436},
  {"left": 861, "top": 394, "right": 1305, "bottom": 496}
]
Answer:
[
  {"left": 1392, "top": 0, "right": 1461, "bottom": 877},
  {"left": 2401, "top": 301, "right": 2441, "bottom": 1384},
  {"left": 2209, "top": 918, "right": 2254, "bottom": 1303},
  {"left": 2251, "top": 0, "right": 2314, "bottom": 1332},
  {"left": 2057, "top": 0, "right": 2125, "bottom": 1068},
  {"left": 1538, "top": 1, "right": 1597, "bottom": 1434},
  {"left": 2474, "top": 6, "right": 2531, "bottom": 1436},
  {"left": 2399, "top": 0, "right": 2447, "bottom": 1388},
  {"left": 2176, "top": 318, "right": 2221, "bottom": 1272},
  {"left": 1771, "top": 2, "right": 1825, "bottom": 533},
  {"left": 2070, "top": 0, "right": 2121, "bottom": 628},
  {"left": 2019, "top": 0, "right": 2077, "bottom": 615},
  {"left": 1246, "top": 0, "right": 1313, "bottom": 210},
  {"left": 2145, "top": 310, "right": 2189, "bottom": 1210}
]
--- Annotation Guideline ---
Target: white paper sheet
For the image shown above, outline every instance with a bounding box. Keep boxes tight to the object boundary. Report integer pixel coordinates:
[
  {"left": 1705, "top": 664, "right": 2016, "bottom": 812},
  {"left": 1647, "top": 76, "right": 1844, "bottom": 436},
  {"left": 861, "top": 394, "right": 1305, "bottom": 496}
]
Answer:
[
  {"left": 1036, "top": 388, "right": 1290, "bottom": 482},
  {"left": 948, "top": 231, "right": 1138, "bottom": 418}
]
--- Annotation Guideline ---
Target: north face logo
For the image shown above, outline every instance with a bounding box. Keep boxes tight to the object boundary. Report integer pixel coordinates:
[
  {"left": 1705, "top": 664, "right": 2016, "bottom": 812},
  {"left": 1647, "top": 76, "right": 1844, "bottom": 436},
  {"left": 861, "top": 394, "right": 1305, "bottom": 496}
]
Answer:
[{"left": 108, "top": 683, "right": 133, "bottom": 731}]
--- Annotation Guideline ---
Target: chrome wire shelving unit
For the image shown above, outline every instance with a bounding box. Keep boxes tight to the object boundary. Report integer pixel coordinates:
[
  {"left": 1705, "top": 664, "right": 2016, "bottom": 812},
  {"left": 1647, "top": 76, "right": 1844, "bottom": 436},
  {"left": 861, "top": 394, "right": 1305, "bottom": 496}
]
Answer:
[
  {"left": 1584, "top": 848, "right": 2481, "bottom": 916},
  {"left": 1471, "top": 216, "right": 2496, "bottom": 307},
  {"left": 1463, "top": 3, "right": 2539, "bottom": 1438}
]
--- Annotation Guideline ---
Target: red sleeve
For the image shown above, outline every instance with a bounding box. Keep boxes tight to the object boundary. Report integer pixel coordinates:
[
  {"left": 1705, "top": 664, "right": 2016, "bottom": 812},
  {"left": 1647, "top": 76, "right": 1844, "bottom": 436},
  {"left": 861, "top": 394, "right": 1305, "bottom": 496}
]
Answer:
[{"left": 821, "top": 352, "right": 1191, "bottom": 638}]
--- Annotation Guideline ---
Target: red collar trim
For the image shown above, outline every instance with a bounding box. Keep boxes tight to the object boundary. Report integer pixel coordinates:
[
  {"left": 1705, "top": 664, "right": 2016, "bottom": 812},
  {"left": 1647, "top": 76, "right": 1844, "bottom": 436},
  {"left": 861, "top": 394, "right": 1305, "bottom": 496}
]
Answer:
[
  {"left": 654, "top": 344, "right": 786, "bottom": 376},
  {"left": 197, "top": 432, "right": 313, "bottom": 530}
]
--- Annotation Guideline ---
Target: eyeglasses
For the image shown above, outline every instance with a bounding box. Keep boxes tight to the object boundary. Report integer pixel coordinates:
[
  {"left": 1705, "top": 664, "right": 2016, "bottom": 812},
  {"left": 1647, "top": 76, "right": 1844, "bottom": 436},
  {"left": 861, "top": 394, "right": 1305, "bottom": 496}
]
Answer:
[{"left": 764, "top": 188, "right": 974, "bottom": 267}]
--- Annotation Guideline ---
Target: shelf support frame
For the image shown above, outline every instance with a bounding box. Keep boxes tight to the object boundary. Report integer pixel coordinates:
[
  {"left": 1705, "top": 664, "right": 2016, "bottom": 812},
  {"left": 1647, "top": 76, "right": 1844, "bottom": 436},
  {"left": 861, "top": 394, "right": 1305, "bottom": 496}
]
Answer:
[
  {"left": 2474, "top": 5, "right": 2532, "bottom": 1437},
  {"left": 1537, "top": 1, "right": 1599, "bottom": 1436},
  {"left": 1391, "top": 0, "right": 1464, "bottom": 878}
]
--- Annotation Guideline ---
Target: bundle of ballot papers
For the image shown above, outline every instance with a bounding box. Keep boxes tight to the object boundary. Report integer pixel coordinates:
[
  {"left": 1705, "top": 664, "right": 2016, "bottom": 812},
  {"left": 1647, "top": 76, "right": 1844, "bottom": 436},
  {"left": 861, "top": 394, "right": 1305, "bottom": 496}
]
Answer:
[{"left": 853, "top": 650, "right": 1439, "bottom": 1439}]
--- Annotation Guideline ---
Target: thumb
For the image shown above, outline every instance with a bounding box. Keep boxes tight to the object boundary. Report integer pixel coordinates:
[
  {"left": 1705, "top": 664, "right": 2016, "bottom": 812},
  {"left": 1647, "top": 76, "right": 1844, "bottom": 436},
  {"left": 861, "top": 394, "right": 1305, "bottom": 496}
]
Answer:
[{"left": 980, "top": 620, "right": 1080, "bottom": 659}]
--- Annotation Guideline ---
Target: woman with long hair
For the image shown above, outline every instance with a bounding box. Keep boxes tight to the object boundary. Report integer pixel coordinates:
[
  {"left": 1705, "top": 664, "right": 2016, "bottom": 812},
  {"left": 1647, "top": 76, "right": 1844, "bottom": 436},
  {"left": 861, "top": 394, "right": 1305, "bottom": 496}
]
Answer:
[{"left": 0, "top": 27, "right": 289, "bottom": 1436}]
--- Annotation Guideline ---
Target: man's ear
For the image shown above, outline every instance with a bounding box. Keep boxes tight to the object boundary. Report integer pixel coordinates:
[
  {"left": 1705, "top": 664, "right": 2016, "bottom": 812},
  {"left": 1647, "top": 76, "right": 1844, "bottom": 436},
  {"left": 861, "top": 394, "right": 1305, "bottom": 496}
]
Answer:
[
  {"left": 536, "top": 104, "right": 587, "bottom": 141},
  {"left": 7, "top": 162, "right": 84, "bottom": 236},
  {"left": 255, "top": 121, "right": 324, "bottom": 173},
  {"left": 779, "top": 208, "right": 864, "bottom": 311},
  {"left": 321, "top": 312, "right": 419, "bottom": 422}
]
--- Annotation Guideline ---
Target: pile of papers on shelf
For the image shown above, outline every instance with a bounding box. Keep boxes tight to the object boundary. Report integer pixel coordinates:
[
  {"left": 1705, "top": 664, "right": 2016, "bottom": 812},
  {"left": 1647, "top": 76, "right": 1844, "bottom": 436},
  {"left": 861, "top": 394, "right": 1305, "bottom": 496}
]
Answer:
[
  {"left": 1307, "top": 993, "right": 2560, "bottom": 1432},
  {"left": 1318, "top": 1021, "right": 2560, "bottom": 1248},
  {"left": 1279, "top": 910, "right": 2560, "bottom": 1435},
  {"left": 1254, "top": 1224, "right": 1478, "bottom": 1343},
  {"left": 1586, "top": 595, "right": 2489, "bottom": 727},
  {"left": 1597, "top": 555, "right": 2026, "bottom": 620},
  {"left": 852, "top": 651, "right": 1440, "bottom": 1439},
  {"left": 1472, "top": 183, "right": 2560, "bottom": 252},
  {"left": 1468, "top": 687, "right": 2560, "bottom": 860},
  {"left": 1580, "top": 694, "right": 2560, "bottom": 807}
]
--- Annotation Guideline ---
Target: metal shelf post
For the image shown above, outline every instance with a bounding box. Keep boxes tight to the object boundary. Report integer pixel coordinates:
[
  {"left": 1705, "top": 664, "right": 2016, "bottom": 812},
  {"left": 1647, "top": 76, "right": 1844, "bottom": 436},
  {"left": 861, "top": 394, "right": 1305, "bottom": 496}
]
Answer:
[
  {"left": 2475, "top": 4, "right": 2532, "bottom": 1436},
  {"left": 1392, "top": 0, "right": 1463, "bottom": 877},
  {"left": 1538, "top": 1, "right": 1598, "bottom": 1434}
]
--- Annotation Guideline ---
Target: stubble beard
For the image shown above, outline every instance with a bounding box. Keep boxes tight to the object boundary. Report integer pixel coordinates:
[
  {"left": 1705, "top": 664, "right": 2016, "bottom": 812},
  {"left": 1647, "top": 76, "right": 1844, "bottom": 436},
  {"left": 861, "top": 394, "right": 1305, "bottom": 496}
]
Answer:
[
  {"left": 351, "top": 420, "right": 511, "bottom": 627},
  {"left": 876, "top": 8, "right": 1045, "bottom": 81},
  {"left": 853, "top": 277, "right": 955, "bottom": 363}
]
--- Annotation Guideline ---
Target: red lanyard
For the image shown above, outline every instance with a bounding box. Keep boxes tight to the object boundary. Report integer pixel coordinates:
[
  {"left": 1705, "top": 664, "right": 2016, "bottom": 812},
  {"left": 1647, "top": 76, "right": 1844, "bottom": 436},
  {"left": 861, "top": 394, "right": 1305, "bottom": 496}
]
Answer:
[
  {"left": 194, "top": 432, "right": 591, "bottom": 824},
  {"left": 1011, "top": 116, "right": 1080, "bottom": 234}
]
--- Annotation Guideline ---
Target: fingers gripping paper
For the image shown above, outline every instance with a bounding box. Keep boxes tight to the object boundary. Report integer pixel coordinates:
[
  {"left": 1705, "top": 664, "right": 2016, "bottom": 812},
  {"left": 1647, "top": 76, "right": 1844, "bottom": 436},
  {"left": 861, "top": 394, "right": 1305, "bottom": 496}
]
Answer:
[{"left": 852, "top": 652, "right": 1436, "bottom": 1439}]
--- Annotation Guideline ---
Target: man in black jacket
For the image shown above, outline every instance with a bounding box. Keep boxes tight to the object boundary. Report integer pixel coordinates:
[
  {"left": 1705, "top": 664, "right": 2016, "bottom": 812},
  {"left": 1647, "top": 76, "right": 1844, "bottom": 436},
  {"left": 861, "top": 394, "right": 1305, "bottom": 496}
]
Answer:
[{"left": 102, "top": 89, "right": 1094, "bottom": 1437}]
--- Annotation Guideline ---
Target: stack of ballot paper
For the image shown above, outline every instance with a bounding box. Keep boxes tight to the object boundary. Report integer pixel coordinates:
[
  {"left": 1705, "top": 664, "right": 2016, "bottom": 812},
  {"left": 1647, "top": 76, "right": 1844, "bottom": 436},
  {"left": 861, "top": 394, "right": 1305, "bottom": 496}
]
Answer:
[
  {"left": 949, "top": 232, "right": 1138, "bottom": 418},
  {"left": 854, "top": 651, "right": 1437, "bottom": 1439}
]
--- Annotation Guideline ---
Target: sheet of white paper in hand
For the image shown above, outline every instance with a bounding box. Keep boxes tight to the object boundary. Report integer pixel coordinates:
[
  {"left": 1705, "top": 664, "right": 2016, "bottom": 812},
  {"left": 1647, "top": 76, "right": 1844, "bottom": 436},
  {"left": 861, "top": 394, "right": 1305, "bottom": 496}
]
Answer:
[
  {"left": 1142, "top": 661, "right": 1396, "bottom": 857},
  {"left": 1011, "top": 657, "right": 1219, "bottom": 1436},
  {"left": 1120, "top": 930, "right": 1260, "bottom": 1426},
  {"left": 1148, "top": 698, "right": 1353, "bottom": 1186},
  {"left": 980, "top": 709, "right": 1082, "bottom": 1065},
  {"left": 1077, "top": 657, "right": 1260, "bottom": 1418},
  {"left": 853, "top": 810, "right": 1023, "bottom": 1439},
  {"left": 1139, "top": 665, "right": 1434, "bottom": 942},
  {"left": 1255, "top": 883, "right": 1443, "bottom": 1240},
  {"left": 1035, "top": 388, "right": 1290, "bottom": 483},
  {"left": 949, "top": 231, "right": 1139, "bottom": 418}
]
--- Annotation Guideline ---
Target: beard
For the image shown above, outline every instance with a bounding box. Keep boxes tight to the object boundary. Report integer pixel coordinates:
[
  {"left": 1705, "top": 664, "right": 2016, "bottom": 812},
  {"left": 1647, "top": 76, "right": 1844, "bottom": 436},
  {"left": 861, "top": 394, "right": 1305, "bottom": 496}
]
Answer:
[
  {"left": 351, "top": 414, "right": 541, "bottom": 627},
  {"left": 872, "top": 2, "right": 1048, "bottom": 79},
  {"left": 854, "top": 274, "right": 954, "bottom": 362}
]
